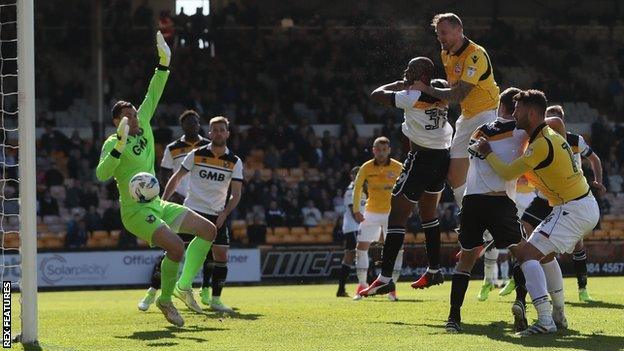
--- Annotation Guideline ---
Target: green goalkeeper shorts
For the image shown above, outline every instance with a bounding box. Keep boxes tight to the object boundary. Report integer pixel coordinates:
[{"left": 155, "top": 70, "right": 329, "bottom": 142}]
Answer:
[{"left": 121, "top": 198, "right": 189, "bottom": 246}]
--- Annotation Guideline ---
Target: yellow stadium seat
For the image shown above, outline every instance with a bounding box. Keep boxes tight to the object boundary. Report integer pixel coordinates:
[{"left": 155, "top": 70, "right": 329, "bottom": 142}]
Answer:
[
  {"left": 274, "top": 227, "right": 289, "bottom": 237},
  {"left": 308, "top": 226, "right": 323, "bottom": 236},
  {"left": 316, "top": 234, "right": 333, "bottom": 244},
  {"left": 275, "top": 168, "right": 289, "bottom": 178},
  {"left": 609, "top": 229, "right": 623, "bottom": 239},
  {"left": 92, "top": 230, "right": 109, "bottom": 240},
  {"left": 300, "top": 234, "right": 316, "bottom": 244},
  {"left": 290, "top": 227, "right": 307, "bottom": 236},
  {"left": 282, "top": 234, "right": 299, "bottom": 243},
  {"left": 414, "top": 232, "right": 426, "bottom": 244},
  {"left": 404, "top": 233, "right": 416, "bottom": 243},
  {"left": 265, "top": 234, "right": 280, "bottom": 244},
  {"left": 232, "top": 220, "right": 247, "bottom": 230},
  {"left": 612, "top": 221, "right": 624, "bottom": 230},
  {"left": 601, "top": 221, "right": 613, "bottom": 231}
]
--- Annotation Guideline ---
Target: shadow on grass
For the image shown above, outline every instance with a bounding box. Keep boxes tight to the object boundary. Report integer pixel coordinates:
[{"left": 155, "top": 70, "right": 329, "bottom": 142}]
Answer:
[
  {"left": 566, "top": 300, "right": 624, "bottom": 310},
  {"left": 414, "top": 321, "right": 624, "bottom": 351},
  {"left": 365, "top": 298, "right": 427, "bottom": 303},
  {"left": 202, "top": 310, "right": 264, "bottom": 321},
  {"left": 116, "top": 325, "right": 227, "bottom": 345}
]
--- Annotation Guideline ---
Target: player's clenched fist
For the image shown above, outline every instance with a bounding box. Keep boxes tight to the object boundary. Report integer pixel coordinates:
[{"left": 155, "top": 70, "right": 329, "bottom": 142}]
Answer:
[{"left": 468, "top": 137, "right": 492, "bottom": 158}]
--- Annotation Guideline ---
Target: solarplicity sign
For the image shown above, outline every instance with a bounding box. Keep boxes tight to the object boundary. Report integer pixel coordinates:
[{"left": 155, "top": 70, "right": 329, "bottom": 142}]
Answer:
[{"left": 1, "top": 249, "right": 261, "bottom": 287}]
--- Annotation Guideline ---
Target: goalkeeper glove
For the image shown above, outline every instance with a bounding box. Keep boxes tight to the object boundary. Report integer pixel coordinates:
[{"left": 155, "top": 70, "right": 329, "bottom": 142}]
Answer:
[
  {"left": 114, "top": 117, "right": 129, "bottom": 154},
  {"left": 156, "top": 31, "right": 171, "bottom": 67}
]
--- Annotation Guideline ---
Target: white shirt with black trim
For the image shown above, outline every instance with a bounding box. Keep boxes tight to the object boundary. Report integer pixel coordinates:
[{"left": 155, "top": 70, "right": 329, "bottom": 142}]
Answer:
[
  {"left": 181, "top": 144, "right": 243, "bottom": 215},
  {"left": 161, "top": 135, "right": 209, "bottom": 197},
  {"left": 394, "top": 89, "right": 453, "bottom": 150}
]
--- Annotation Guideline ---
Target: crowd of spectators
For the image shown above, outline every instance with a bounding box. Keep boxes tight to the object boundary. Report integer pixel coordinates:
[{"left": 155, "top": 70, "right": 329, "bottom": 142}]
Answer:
[{"left": 6, "top": 1, "right": 624, "bottom": 248}]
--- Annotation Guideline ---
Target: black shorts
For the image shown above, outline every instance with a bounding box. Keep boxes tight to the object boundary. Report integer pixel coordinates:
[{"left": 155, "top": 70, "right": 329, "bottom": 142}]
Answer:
[
  {"left": 459, "top": 195, "right": 523, "bottom": 250},
  {"left": 521, "top": 196, "right": 552, "bottom": 229},
  {"left": 344, "top": 231, "right": 357, "bottom": 251},
  {"left": 392, "top": 148, "right": 450, "bottom": 202},
  {"left": 199, "top": 213, "right": 230, "bottom": 246}
]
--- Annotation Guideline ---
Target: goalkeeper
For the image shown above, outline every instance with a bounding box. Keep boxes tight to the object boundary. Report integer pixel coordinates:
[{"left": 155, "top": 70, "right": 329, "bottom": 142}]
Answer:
[{"left": 96, "top": 32, "right": 215, "bottom": 328}]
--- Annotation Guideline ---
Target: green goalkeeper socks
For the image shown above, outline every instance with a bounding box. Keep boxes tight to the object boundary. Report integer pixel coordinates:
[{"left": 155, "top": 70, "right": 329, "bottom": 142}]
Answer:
[
  {"left": 158, "top": 256, "right": 180, "bottom": 303},
  {"left": 177, "top": 237, "right": 213, "bottom": 290}
]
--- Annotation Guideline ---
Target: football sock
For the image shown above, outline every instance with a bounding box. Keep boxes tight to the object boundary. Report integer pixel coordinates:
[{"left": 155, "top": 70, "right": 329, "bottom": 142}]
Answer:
[
  {"left": 521, "top": 260, "right": 552, "bottom": 324},
  {"left": 380, "top": 227, "right": 405, "bottom": 278},
  {"left": 211, "top": 261, "right": 228, "bottom": 297},
  {"left": 453, "top": 183, "right": 467, "bottom": 209},
  {"left": 338, "top": 263, "right": 353, "bottom": 291},
  {"left": 513, "top": 262, "right": 527, "bottom": 304},
  {"left": 500, "top": 258, "right": 509, "bottom": 281},
  {"left": 449, "top": 271, "right": 471, "bottom": 322},
  {"left": 355, "top": 250, "right": 369, "bottom": 285},
  {"left": 572, "top": 248, "right": 588, "bottom": 289},
  {"left": 484, "top": 247, "right": 499, "bottom": 285},
  {"left": 202, "top": 254, "right": 214, "bottom": 289},
  {"left": 158, "top": 256, "right": 180, "bottom": 303},
  {"left": 422, "top": 219, "right": 441, "bottom": 270},
  {"left": 150, "top": 255, "right": 164, "bottom": 289},
  {"left": 177, "top": 236, "right": 212, "bottom": 290},
  {"left": 541, "top": 259, "right": 565, "bottom": 309},
  {"left": 392, "top": 249, "right": 404, "bottom": 283}
]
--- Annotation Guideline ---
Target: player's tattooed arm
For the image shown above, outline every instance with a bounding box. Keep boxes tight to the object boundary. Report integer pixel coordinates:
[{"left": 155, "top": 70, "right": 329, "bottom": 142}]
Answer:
[
  {"left": 414, "top": 80, "right": 474, "bottom": 103},
  {"left": 370, "top": 80, "right": 410, "bottom": 106}
]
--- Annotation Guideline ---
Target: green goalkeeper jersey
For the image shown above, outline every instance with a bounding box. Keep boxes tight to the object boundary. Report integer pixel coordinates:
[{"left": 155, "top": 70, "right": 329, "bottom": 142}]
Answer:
[{"left": 96, "top": 67, "right": 169, "bottom": 209}]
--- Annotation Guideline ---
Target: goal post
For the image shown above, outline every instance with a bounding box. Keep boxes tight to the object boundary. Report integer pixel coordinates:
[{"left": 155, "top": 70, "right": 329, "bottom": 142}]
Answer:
[{"left": 17, "top": 0, "right": 37, "bottom": 344}]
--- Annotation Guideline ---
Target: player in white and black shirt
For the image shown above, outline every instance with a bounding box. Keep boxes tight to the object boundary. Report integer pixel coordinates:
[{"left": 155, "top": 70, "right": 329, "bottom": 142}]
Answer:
[
  {"left": 160, "top": 110, "right": 210, "bottom": 204},
  {"left": 361, "top": 57, "right": 453, "bottom": 298},
  {"left": 445, "top": 87, "right": 529, "bottom": 333},
  {"left": 163, "top": 116, "right": 243, "bottom": 313},
  {"left": 336, "top": 166, "right": 367, "bottom": 297}
]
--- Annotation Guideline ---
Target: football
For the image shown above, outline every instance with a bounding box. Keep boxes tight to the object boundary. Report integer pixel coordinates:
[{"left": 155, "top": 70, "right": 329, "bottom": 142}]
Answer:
[{"left": 129, "top": 172, "right": 160, "bottom": 203}]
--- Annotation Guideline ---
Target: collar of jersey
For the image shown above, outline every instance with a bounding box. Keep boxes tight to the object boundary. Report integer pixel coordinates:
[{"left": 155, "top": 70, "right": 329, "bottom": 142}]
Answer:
[
  {"left": 529, "top": 122, "right": 547, "bottom": 143},
  {"left": 373, "top": 158, "right": 391, "bottom": 166},
  {"left": 207, "top": 142, "right": 230, "bottom": 157},
  {"left": 448, "top": 37, "right": 470, "bottom": 57},
  {"left": 181, "top": 135, "right": 205, "bottom": 145}
]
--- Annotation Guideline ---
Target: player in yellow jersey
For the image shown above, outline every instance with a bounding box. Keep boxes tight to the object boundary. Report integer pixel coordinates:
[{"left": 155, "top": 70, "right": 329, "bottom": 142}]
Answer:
[
  {"left": 472, "top": 90, "right": 600, "bottom": 336},
  {"left": 351, "top": 137, "right": 402, "bottom": 301},
  {"left": 413, "top": 13, "right": 500, "bottom": 209}
]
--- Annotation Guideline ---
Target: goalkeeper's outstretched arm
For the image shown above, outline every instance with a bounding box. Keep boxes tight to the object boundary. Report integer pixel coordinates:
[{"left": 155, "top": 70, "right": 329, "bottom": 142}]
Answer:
[{"left": 138, "top": 31, "right": 172, "bottom": 124}]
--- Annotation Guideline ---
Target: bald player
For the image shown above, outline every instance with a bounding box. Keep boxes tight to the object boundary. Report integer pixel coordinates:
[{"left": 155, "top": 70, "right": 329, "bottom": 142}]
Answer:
[
  {"left": 361, "top": 57, "right": 453, "bottom": 297},
  {"left": 413, "top": 13, "right": 500, "bottom": 215}
]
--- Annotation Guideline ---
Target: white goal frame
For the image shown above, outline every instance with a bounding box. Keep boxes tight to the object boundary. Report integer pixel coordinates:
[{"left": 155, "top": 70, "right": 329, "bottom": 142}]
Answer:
[{"left": 17, "top": 0, "right": 37, "bottom": 344}]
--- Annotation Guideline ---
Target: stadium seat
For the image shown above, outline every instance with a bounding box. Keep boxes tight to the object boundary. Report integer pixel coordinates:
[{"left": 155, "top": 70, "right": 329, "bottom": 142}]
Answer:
[
  {"left": 316, "top": 234, "right": 333, "bottom": 244},
  {"left": 414, "top": 232, "right": 426, "bottom": 244},
  {"left": 612, "top": 221, "right": 624, "bottom": 230},
  {"left": 601, "top": 221, "right": 613, "bottom": 231},
  {"left": 404, "top": 232, "right": 416, "bottom": 243},
  {"left": 91, "top": 230, "right": 109, "bottom": 240},
  {"left": 136, "top": 239, "right": 149, "bottom": 248},
  {"left": 441, "top": 232, "right": 458, "bottom": 243},
  {"left": 300, "top": 234, "right": 316, "bottom": 244},
  {"left": 275, "top": 168, "right": 289, "bottom": 178},
  {"left": 308, "top": 226, "right": 323, "bottom": 236},
  {"left": 609, "top": 229, "right": 624, "bottom": 239},
  {"left": 290, "top": 227, "right": 307, "bottom": 237},
  {"left": 273, "top": 227, "right": 289, "bottom": 237},
  {"left": 232, "top": 227, "right": 247, "bottom": 240},
  {"left": 266, "top": 233, "right": 280, "bottom": 244}
]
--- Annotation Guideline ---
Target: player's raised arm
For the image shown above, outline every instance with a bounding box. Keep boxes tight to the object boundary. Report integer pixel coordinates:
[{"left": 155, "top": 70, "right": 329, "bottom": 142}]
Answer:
[
  {"left": 370, "top": 80, "right": 410, "bottom": 106},
  {"left": 137, "top": 31, "right": 172, "bottom": 124},
  {"left": 96, "top": 117, "right": 129, "bottom": 181}
]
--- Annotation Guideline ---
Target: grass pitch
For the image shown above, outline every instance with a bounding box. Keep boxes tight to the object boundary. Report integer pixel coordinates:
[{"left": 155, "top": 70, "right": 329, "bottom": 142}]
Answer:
[{"left": 11, "top": 277, "right": 624, "bottom": 351}]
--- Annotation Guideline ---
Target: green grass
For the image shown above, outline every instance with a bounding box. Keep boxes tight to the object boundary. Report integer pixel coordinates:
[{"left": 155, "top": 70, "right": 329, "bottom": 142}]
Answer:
[{"left": 11, "top": 277, "right": 624, "bottom": 351}]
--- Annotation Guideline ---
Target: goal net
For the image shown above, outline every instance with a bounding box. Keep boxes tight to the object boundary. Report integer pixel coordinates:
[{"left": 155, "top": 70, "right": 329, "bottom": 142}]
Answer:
[{"left": 0, "top": 0, "right": 37, "bottom": 345}]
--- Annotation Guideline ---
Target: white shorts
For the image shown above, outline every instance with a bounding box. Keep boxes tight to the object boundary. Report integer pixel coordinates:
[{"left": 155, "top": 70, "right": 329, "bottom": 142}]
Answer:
[
  {"left": 528, "top": 193, "right": 599, "bottom": 255},
  {"left": 515, "top": 191, "right": 536, "bottom": 218},
  {"left": 450, "top": 109, "right": 498, "bottom": 159},
  {"left": 358, "top": 211, "right": 388, "bottom": 242}
]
